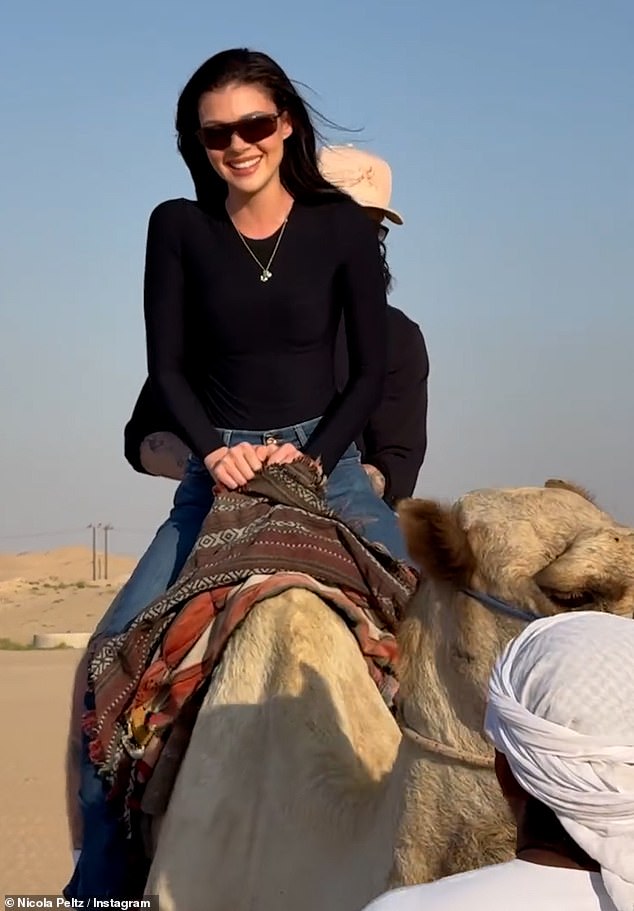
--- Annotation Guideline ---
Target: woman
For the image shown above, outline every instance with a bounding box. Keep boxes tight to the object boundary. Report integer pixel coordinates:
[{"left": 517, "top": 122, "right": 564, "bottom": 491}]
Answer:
[{"left": 65, "top": 48, "right": 409, "bottom": 899}]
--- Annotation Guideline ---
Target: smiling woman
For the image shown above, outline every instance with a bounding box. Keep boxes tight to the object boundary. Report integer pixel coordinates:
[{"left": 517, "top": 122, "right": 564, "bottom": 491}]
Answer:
[
  {"left": 64, "top": 47, "right": 411, "bottom": 901},
  {"left": 198, "top": 99, "right": 291, "bottom": 206},
  {"left": 174, "top": 49, "right": 340, "bottom": 220}
]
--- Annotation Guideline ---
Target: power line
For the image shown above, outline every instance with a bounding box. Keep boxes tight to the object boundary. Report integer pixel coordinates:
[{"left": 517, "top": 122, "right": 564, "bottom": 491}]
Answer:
[
  {"left": 0, "top": 528, "right": 89, "bottom": 540},
  {"left": 108, "top": 528, "right": 154, "bottom": 536},
  {"left": 0, "top": 524, "right": 153, "bottom": 572},
  {"left": 0, "top": 526, "right": 155, "bottom": 541}
]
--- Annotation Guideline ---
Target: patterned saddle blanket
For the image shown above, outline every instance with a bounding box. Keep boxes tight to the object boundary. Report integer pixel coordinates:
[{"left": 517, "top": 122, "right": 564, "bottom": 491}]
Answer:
[{"left": 82, "top": 457, "right": 418, "bottom": 839}]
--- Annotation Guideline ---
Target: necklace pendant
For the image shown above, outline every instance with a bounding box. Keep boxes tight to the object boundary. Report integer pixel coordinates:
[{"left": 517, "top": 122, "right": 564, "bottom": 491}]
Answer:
[{"left": 260, "top": 269, "right": 272, "bottom": 282}]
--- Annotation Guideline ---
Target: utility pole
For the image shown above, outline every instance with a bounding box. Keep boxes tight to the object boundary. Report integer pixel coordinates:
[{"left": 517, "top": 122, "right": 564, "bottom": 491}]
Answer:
[
  {"left": 87, "top": 524, "right": 97, "bottom": 581},
  {"left": 103, "top": 524, "right": 113, "bottom": 580}
]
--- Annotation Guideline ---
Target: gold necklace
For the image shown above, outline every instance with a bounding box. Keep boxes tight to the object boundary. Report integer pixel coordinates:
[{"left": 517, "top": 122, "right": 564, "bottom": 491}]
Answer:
[{"left": 233, "top": 218, "right": 289, "bottom": 282}]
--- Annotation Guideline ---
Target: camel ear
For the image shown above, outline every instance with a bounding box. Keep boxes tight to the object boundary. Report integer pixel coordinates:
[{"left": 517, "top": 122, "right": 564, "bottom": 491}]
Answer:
[
  {"left": 544, "top": 478, "right": 596, "bottom": 505},
  {"left": 397, "top": 498, "right": 476, "bottom": 587}
]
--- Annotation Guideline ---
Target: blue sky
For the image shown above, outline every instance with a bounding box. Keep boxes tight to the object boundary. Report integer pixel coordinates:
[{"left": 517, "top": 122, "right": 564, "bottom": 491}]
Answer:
[{"left": 1, "top": 0, "right": 632, "bottom": 556}]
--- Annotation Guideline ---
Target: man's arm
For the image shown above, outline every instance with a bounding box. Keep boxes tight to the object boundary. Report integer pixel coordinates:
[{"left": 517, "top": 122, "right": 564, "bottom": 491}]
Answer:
[
  {"left": 139, "top": 432, "right": 190, "bottom": 481},
  {"left": 124, "top": 377, "right": 190, "bottom": 480},
  {"left": 361, "top": 308, "right": 429, "bottom": 508}
]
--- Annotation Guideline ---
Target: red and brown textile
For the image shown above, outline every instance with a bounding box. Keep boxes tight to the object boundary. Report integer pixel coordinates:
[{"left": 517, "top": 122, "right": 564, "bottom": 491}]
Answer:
[
  {"left": 83, "top": 457, "right": 417, "bottom": 793},
  {"left": 112, "top": 570, "right": 407, "bottom": 840}
]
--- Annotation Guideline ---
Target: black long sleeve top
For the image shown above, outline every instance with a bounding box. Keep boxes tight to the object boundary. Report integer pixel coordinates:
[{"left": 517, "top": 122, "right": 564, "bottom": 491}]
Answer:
[
  {"left": 126, "top": 305, "right": 429, "bottom": 507},
  {"left": 142, "top": 196, "right": 388, "bottom": 475},
  {"left": 336, "top": 307, "right": 429, "bottom": 506}
]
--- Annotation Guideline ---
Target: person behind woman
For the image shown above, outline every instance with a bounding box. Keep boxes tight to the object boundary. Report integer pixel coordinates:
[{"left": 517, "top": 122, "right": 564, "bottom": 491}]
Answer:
[{"left": 65, "top": 47, "right": 409, "bottom": 899}]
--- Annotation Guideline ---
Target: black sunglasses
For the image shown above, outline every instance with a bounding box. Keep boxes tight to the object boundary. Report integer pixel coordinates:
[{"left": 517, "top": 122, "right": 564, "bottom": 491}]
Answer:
[
  {"left": 378, "top": 224, "right": 389, "bottom": 243},
  {"left": 196, "top": 113, "right": 280, "bottom": 151}
]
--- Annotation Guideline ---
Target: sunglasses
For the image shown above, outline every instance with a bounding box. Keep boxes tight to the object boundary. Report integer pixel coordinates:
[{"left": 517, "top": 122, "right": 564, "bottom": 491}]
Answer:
[
  {"left": 378, "top": 224, "right": 389, "bottom": 243},
  {"left": 196, "top": 113, "right": 281, "bottom": 151}
]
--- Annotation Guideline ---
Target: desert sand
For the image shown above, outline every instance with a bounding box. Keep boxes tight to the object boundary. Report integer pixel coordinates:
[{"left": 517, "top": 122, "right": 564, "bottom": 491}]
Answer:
[
  {"left": 0, "top": 546, "right": 136, "bottom": 646},
  {"left": 0, "top": 547, "right": 138, "bottom": 895}
]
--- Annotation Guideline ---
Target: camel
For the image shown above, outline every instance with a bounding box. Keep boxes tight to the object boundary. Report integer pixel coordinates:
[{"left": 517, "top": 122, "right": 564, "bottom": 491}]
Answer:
[{"left": 67, "top": 479, "right": 634, "bottom": 911}]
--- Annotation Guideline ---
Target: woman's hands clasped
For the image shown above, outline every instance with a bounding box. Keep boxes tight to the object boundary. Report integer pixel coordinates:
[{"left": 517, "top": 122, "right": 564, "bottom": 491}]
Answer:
[{"left": 203, "top": 440, "right": 303, "bottom": 489}]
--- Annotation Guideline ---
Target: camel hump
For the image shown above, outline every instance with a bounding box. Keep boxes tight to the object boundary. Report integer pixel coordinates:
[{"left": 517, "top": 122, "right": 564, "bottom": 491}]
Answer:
[{"left": 543, "top": 478, "right": 596, "bottom": 504}]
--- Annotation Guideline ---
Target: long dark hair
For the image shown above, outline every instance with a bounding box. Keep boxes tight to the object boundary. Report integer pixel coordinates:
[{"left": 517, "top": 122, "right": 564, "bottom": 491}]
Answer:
[
  {"left": 175, "top": 48, "right": 344, "bottom": 211},
  {"left": 379, "top": 237, "right": 393, "bottom": 293},
  {"left": 175, "top": 48, "right": 393, "bottom": 293}
]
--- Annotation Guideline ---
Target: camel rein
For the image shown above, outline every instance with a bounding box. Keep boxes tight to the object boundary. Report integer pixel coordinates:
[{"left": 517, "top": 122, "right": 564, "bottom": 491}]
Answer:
[{"left": 397, "top": 587, "right": 538, "bottom": 769}]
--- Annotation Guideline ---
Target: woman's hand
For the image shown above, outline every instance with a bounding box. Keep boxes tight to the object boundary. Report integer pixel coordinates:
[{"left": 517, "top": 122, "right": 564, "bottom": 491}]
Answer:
[
  {"left": 204, "top": 442, "right": 272, "bottom": 489},
  {"left": 265, "top": 442, "right": 303, "bottom": 466}
]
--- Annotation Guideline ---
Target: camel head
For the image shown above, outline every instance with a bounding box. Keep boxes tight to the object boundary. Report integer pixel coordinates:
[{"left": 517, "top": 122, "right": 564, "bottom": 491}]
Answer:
[
  {"left": 400, "top": 478, "right": 634, "bottom": 619},
  {"left": 394, "top": 479, "right": 634, "bottom": 746}
]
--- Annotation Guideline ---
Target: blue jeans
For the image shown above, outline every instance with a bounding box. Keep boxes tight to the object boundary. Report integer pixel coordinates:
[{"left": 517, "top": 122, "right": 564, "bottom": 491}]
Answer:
[{"left": 65, "top": 417, "right": 407, "bottom": 898}]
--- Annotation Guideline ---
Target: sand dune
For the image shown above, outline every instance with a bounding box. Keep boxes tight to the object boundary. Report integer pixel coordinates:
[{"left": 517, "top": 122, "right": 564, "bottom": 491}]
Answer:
[
  {"left": 0, "top": 544, "right": 136, "bottom": 585},
  {"left": 0, "top": 546, "right": 137, "bottom": 645}
]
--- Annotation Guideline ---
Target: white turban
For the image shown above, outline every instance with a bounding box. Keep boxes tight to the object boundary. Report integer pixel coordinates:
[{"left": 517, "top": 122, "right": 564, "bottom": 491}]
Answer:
[{"left": 484, "top": 611, "right": 634, "bottom": 911}]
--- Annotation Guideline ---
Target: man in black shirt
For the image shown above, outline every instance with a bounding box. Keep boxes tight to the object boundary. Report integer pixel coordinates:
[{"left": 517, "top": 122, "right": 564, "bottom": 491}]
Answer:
[{"left": 124, "top": 146, "right": 429, "bottom": 508}]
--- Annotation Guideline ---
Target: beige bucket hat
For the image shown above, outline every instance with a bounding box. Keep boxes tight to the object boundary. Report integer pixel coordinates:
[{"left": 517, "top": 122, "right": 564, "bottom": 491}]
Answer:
[{"left": 317, "top": 144, "right": 404, "bottom": 225}]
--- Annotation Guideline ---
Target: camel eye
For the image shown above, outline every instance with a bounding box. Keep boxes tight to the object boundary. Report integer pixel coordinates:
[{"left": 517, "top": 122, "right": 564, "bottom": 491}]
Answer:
[{"left": 538, "top": 586, "right": 597, "bottom": 610}]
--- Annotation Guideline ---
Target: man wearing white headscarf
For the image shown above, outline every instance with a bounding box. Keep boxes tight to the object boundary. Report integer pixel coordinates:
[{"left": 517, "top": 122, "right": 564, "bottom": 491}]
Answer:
[{"left": 361, "top": 610, "right": 634, "bottom": 911}]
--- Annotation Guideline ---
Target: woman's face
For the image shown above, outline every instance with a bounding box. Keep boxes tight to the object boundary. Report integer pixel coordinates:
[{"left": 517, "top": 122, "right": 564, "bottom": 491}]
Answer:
[{"left": 198, "top": 82, "right": 292, "bottom": 198}]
